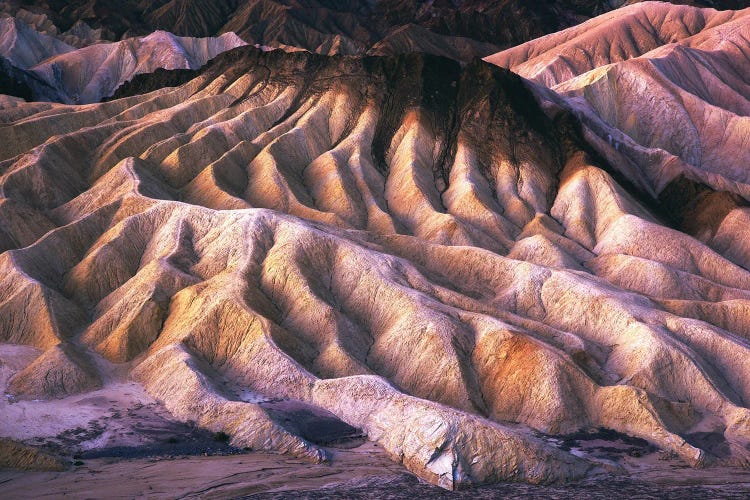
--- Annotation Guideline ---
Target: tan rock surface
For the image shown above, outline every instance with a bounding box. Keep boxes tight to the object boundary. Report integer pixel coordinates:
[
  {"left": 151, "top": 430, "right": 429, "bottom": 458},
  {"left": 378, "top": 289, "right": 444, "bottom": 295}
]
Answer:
[
  {"left": 1, "top": 34, "right": 750, "bottom": 489},
  {"left": 485, "top": 2, "right": 750, "bottom": 204},
  {"left": 0, "top": 438, "right": 66, "bottom": 471},
  {"left": 8, "top": 343, "right": 101, "bottom": 399},
  {"left": 0, "top": 15, "right": 246, "bottom": 103}
]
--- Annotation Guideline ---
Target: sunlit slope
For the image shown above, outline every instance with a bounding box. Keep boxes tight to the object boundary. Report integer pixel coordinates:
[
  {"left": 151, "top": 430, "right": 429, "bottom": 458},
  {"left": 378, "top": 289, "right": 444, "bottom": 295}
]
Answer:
[{"left": 2, "top": 44, "right": 750, "bottom": 488}]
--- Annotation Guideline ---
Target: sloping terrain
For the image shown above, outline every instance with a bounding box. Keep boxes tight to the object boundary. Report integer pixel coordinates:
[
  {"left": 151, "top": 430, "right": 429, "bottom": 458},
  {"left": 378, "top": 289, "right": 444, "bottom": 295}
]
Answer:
[
  {"left": 0, "top": 438, "right": 67, "bottom": 471},
  {"left": 24, "top": 30, "right": 246, "bottom": 103},
  {"left": 486, "top": 2, "right": 750, "bottom": 225},
  {"left": 1, "top": 8, "right": 104, "bottom": 47},
  {"left": 2, "top": 0, "right": 745, "bottom": 61},
  {"left": 2, "top": 32, "right": 750, "bottom": 489},
  {"left": 0, "top": 15, "right": 74, "bottom": 67},
  {"left": 0, "top": 17, "right": 246, "bottom": 103}
]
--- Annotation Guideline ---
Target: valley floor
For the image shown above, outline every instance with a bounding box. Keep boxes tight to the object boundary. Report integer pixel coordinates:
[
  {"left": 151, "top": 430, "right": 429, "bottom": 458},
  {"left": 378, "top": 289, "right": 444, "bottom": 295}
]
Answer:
[
  {"left": 4, "top": 343, "right": 750, "bottom": 499},
  {"left": 3, "top": 446, "right": 750, "bottom": 499}
]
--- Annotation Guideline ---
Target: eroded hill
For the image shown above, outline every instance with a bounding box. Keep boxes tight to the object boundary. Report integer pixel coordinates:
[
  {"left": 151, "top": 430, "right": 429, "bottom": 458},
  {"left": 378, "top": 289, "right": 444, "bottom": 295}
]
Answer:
[
  {"left": 2, "top": 0, "right": 745, "bottom": 60},
  {"left": 0, "top": 16, "right": 246, "bottom": 103},
  {"left": 2, "top": 24, "right": 750, "bottom": 487},
  {"left": 486, "top": 2, "right": 750, "bottom": 245}
]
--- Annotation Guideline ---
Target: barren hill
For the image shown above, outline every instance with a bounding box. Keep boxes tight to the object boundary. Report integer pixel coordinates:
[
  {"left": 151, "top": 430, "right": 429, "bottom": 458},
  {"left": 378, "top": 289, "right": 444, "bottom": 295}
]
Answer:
[
  {"left": 485, "top": 2, "right": 750, "bottom": 241},
  {"left": 0, "top": 16, "right": 246, "bottom": 103},
  {"left": 2, "top": 0, "right": 745, "bottom": 61},
  {"left": 2, "top": 19, "right": 750, "bottom": 487}
]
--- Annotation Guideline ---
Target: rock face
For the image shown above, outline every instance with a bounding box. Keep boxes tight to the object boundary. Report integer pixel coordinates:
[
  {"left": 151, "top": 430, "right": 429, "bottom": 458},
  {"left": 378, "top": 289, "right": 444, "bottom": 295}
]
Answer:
[
  {"left": 0, "top": 15, "right": 74, "bottom": 67},
  {"left": 485, "top": 2, "right": 750, "bottom": 212},
  {"left": 26, "top": 30, "right": 247, "bottom": 103},
  {"left": 3, "top": 32, "right": 750, "bottom": 487},
  {"left": 8, "top": 343, "right": 101, "bottom": 399},
  {"left": 2, "top": 1, "right": 743, "bottom": 61},
  {"left": 0, "top": 17, "right": 246, "bottom": 103},
  {"left": 0, "top": 6, "right": 105, "bottom": 47}
]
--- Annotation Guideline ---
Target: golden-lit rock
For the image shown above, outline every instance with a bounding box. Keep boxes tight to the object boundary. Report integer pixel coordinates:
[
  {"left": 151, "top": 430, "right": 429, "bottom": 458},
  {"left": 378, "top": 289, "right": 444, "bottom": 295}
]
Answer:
[{"left": 2, "top": 9, "right": 750, "bottom": 487}]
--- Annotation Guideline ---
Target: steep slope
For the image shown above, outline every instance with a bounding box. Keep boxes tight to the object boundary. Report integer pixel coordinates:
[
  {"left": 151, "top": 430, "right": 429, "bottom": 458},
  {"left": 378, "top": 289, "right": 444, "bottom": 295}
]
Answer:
[
  {"left": 485, "top": 2, "right": 749, "bottom": 86},
  {"left": 2, "top": 0, "right": 745, "bottom": 61},
  {"left": 0, "top": 18, "right": 246, "bottom": 103},
  {"left": 0, "top": 56, "right": 35, "bottom": 100},
  {"left": 485, "top": 2, "right": 750, "bottom": 236},
  {"left": 26, "top": 30, "right": 247, "bottom": 103},
  {"left": 0, "top": 15, "right": 74, "bottom": 67},
  {"left": 3, "top": 44, "right": 750, "bottom": 488},
  {"left": 0, "top": 8, "right": 104, "bottom": 47},
  {"left": 0, "top": 438, "right": 67, "bottom": 471},
  {"left": 367, "top": 23, "right": 501, "bottom": 61}
]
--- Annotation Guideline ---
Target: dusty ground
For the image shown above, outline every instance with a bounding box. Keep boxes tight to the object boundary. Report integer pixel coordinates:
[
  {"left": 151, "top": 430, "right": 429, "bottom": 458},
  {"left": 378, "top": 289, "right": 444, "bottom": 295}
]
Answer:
[
  {"left": 3, "top": 444, "right": 750, "bottom": 499},
  {"left": 0, "top": 443, "right": 408, "bottom": 499},
  {"left": 3, "top": 344, "right": 750, "bottom": 499},
  {"left": 0, "top": 345, "right": 240, "bottom": 458}
]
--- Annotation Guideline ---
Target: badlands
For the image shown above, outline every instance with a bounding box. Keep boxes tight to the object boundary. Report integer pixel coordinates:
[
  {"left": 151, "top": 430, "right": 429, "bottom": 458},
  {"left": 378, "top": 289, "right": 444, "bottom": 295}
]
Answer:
[
  {"left": 1, "top": 0, "right": 750, "bottom": 498},
  {"left": 0, "top": 15, "right": 247, "bottom": 103}
]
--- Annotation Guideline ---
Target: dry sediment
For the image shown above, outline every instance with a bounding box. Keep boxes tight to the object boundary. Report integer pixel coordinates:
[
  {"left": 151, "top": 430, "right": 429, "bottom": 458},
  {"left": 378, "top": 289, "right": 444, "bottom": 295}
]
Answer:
[{"left": 2, "top": 5, "right": 750, "bottom": 488}]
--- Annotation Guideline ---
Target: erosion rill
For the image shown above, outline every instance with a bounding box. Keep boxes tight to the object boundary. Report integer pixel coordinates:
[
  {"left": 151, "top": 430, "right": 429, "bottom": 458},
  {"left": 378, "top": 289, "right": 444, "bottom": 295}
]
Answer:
[{"left": 1, "top": 1, "right": 750, "bottom": 494}]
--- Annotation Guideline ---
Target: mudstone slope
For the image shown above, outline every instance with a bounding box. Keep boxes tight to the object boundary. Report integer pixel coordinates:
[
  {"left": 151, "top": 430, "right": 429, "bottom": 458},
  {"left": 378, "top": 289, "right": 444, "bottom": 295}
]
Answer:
[
  {"left": 486, "top": 2, "right": 750, "bottom": 252},
  {"left": 1, "top": 0, "right": 746, "bottom": 61},
  {"left": 1, "top": 1, "right": 750, "bottom": 492},
  {"left": 0, "top": 15, "right": 247, "bottom": 103}
]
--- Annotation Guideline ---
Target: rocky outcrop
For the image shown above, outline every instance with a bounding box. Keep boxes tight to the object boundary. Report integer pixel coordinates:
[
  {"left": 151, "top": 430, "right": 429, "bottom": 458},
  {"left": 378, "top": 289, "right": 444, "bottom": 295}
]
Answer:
[
  {"left": 0, "top": 15, "right": 73, "bottom": 67},
  {"left": 2, "top": 0, "right": 742, "bottom": 63},
  {"left": 0, "top": 7, "right": 104, "bottom": 47},
  {"left": 8, "top": 343, "right": 101, "bottom": 399},
  {"left": 3, "top": 38, "right": 750, "bottom": 487},
  {"left": 0, "top": 55, "right": 33, "bottom": 101},
  {"left": 25, "top": 30, "right": 247, "bottom": 103},
  {"left": 485, "top": 2, "right": 750, "bottom": 211},
  {"left": 0, "top": 17, "right": 246, "bottom": 103}
]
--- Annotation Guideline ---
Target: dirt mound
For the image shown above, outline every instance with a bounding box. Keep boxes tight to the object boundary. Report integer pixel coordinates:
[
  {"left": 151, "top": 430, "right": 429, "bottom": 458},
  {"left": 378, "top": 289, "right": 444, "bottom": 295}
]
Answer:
[
  {"left": 0, "top": 438, "right": 67, "bottom": 471},
  {"left": 2, "top": 4, "right": 750, "bottom": 489}
]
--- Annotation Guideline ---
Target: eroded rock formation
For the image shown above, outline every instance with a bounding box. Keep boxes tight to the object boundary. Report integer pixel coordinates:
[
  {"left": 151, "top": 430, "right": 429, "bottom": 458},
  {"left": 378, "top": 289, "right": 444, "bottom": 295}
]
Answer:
[
  {"left": 0, "top": 16, "right": 246, "bottom": 103},
  {"left": 486, "top": 2, "right": 750, "bottom": 226},
  {"left": 3, "top": 1, "right": 743, "bottom": 61},
  {"left": 2, "top": 22, "right": 750, "bottom": 486},
  {"left": 0, "top": 438, "right": 67, "bottom": 471}
]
